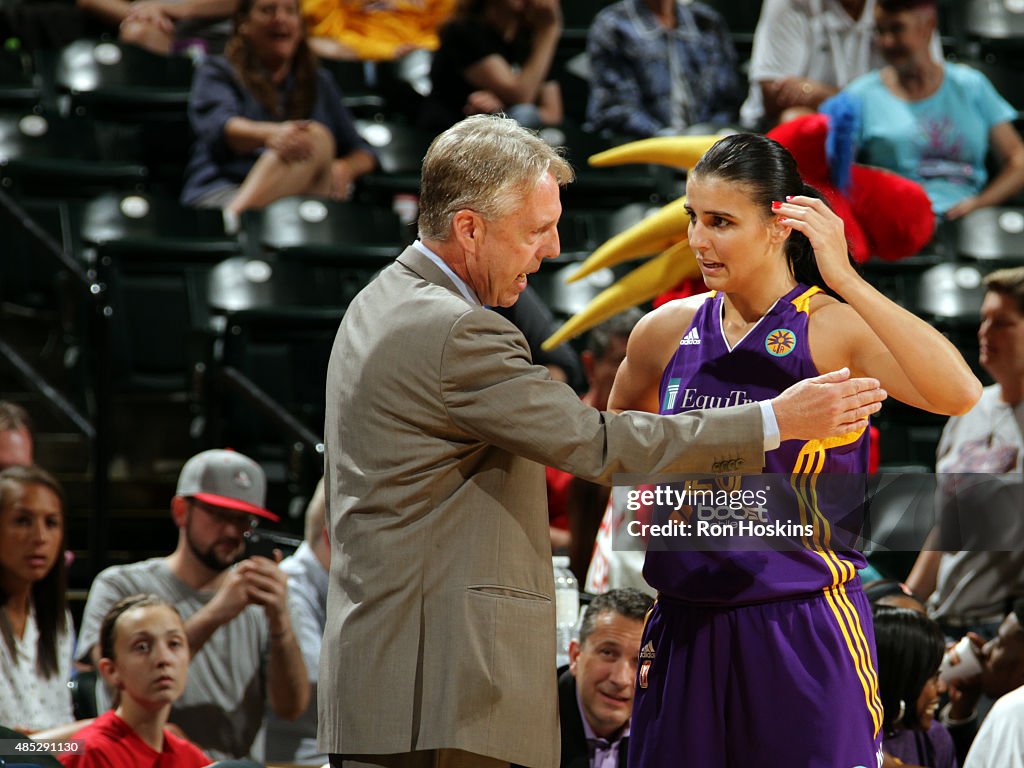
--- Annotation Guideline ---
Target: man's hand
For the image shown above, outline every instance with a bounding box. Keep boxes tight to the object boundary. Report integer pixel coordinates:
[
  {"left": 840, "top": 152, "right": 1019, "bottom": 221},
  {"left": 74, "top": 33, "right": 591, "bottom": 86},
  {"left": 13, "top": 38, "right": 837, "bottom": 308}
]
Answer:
[
  {"left": 772, "top": 368, "right": 885, "bottom": 442},
  {"left": 237, "top": 555, "right": 292, "bottom": 635},
  {"left": 203, "top": 565, "right": 254, "bottom": 627}
]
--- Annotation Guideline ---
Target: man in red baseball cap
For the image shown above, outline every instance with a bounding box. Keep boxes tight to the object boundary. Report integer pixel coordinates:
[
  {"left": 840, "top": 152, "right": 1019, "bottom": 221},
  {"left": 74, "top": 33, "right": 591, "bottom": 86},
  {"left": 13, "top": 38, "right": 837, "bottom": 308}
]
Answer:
[{"left": 74, "top": 449, "right": 309, "bottom": 763}]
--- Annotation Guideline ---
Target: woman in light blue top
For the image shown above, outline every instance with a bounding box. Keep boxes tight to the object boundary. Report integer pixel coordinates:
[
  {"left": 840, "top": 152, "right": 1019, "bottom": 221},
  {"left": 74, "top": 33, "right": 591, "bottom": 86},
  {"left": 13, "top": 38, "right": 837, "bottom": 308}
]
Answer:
[{"left": 841, "top": 0, "right": 1024, "bottom": 220}]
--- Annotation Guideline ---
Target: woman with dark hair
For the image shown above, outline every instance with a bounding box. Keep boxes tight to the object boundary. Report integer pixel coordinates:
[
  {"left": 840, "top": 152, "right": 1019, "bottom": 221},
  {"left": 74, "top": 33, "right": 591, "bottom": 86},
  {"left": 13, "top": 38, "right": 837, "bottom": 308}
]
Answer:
[
  {"left": 420, "top": 0, "right": 562, "bottom": 131},
  {"left": 609, "top": 132, "right": 981, "bottom": 766},
  {"left": 60, "top": 594, "right": 209, "bottom": 768},
  {"left": 0, "top": 465, "right": 73, "bottom": 732},
  {"left": 181, "top": 0, "right": 377, "bottom": 214},
  {"left": 874, "top": 605, "right": 957, "bottom": 768}
]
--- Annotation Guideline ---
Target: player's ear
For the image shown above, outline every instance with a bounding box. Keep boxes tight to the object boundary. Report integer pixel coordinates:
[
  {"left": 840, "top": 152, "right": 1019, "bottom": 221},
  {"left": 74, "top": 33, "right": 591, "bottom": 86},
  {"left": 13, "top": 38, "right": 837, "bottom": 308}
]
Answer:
[{"left": 769, "top": 216, "right": 793, "bottom": 246}]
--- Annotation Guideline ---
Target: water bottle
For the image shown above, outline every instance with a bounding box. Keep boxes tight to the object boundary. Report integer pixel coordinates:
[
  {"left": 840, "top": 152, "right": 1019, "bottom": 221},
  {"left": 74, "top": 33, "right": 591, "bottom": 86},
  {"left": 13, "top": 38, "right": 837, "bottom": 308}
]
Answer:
[{"left": 553, "top": 555, "right": 579, "bottom": 668}]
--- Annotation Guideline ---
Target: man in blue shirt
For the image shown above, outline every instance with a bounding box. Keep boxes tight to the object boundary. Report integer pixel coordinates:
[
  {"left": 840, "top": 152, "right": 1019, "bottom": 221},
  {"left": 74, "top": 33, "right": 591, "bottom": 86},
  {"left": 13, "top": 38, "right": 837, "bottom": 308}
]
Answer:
[{"left": 585, "top": 0, "right": 743, "bottom": 137}]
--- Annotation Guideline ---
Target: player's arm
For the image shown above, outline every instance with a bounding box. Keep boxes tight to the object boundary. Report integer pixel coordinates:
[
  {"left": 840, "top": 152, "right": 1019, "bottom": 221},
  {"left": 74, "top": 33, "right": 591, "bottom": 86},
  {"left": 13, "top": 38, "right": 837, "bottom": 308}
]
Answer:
[
  {"left": 810, "top": 298, "right": 979, "bottom": 416},
  {"left": 777, "top": 195, "right": 981, "bottom": 416},
  {"left": 608, "top": 298, "right": 704, "bottom": 414}
]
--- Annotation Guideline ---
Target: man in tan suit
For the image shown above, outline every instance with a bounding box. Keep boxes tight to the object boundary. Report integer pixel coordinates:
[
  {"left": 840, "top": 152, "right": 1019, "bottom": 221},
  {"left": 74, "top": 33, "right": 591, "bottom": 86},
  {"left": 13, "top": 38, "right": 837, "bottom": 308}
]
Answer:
[{"left": 320, "top": 115, "right": 885, "bottom": 768}]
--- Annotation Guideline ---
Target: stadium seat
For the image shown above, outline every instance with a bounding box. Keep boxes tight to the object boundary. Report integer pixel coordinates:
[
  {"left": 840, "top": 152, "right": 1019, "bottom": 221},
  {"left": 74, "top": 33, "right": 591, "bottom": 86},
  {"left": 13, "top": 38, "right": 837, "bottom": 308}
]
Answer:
[
  {"left": 546, "top": 121, "right": 681, "bottom": 209},
  {"left": 354, "top": 117, "right": 434, "bottom": 201},
  {"left": 246, "top": 196, "right": 405, "bottom": 261},
  {"left": 243, "top": 197, "right": 405, "bottom": 308},
  {"left": 201, "top": 255, "right": 343, "bottom": 471},
  {"left": 914, "top": 262, "right": 988, "bottom": 326},
  {"left": 964, "top": 0, "right": 1024, "bottom": 43},
  {"left": 54, "top": 40, "right": 193, "bottom": 116},
  {"left": 75, "top": 191, "right": 239, "bottom": 260},
  {"left": 78, "top": 194, "right": 241, "bottom": 393},
  {"left": 953, "top": 206, "right": 1024, "bottom": 264},
  {"left": 53, "top": 40, "right": 195, "bottom": 195},
  {"left": 0, "top": 47, "right": 42, "bottom": 108},
  {"left": 376, "top": 48, "right": 433, "bottom": 121},
  {"left": 0, "top": 110, "right": 148, "bottom": 198},
  {"left": 320, "top": 57, "right": 385, "bottom": 117}
]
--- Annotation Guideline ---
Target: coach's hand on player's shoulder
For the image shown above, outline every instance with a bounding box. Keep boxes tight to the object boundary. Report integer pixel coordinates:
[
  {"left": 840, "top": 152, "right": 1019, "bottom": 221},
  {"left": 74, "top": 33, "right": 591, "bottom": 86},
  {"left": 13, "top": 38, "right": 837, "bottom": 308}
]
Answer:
[{"left": 772, "top": 367, "right": 885, "bottom": 442}]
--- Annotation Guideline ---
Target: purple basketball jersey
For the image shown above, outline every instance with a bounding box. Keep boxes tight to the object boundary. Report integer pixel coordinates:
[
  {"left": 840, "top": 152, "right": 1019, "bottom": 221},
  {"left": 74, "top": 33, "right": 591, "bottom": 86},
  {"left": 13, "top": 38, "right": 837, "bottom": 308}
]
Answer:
[
  {"left": 629, "top": 286, "right": 883, "bottom": 767},
  {"left": 644, "top": 284, "right": 870, "bottom": 605}
]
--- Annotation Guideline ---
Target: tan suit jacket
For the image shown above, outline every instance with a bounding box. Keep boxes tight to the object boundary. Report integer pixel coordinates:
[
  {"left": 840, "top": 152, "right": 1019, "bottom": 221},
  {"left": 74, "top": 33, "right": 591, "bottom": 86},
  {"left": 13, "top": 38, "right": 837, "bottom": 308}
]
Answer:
[{"left": 319, "top": 247, "right": 764, "bottom": 767}]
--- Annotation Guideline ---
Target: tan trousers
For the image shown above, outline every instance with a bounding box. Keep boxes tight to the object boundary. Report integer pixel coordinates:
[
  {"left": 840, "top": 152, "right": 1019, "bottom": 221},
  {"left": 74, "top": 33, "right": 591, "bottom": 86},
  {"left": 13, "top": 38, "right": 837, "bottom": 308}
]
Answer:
[{"left": 330, "top": 750, "right": 511, "bottom": 768}]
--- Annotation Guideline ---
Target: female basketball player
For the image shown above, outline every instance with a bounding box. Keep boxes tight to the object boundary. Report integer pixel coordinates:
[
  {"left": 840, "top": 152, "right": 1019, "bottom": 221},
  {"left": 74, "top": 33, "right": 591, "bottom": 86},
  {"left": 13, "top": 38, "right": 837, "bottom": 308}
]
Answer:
[{"left": 611, "top": 133, "right": 981, "bottom": 767}]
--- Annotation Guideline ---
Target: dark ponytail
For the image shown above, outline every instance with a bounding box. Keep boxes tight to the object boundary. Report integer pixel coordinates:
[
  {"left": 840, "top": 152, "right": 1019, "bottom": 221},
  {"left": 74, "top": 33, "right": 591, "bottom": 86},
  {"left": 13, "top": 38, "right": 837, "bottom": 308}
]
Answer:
[{"left": 690, "top": 133, "right": 855, "bottom": 301}]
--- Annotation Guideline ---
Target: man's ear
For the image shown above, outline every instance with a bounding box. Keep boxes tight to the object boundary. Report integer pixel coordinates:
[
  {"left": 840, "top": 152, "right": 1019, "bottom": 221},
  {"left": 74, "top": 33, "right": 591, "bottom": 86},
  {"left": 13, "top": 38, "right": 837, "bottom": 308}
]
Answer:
[
  {"left": 170, "top": 496, "right": 189, "bottom": 528},
  {"left": 568, "top": 638, "right": 581, "bottom": 675},
  {"left": 451, "top": 209, "right": 481, "bottom": 252}
]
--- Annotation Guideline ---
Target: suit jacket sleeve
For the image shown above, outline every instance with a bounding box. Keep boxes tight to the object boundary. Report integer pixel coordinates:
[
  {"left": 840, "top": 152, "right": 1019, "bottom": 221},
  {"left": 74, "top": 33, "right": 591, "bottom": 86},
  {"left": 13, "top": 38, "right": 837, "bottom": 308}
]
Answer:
[{"left": 440, "top": 307, "right": 765, "bottom": 481}]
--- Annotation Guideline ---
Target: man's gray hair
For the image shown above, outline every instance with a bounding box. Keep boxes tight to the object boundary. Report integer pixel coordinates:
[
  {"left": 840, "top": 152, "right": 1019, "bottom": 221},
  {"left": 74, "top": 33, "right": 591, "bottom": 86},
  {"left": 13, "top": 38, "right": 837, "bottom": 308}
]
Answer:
[
  {"left": 417, "top": 114, "right": 574, "bottom": 242},
  {"left": 578, "top": 588, "right": 653, "bottom": 647}
]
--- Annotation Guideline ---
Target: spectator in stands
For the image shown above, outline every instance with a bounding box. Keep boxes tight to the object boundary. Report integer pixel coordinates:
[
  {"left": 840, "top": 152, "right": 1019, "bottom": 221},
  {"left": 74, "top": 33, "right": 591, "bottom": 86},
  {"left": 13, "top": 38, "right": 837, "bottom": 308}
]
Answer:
[
  {"left": 0, "top": 402, "right": 33, "bottom": 471},
  {"left": 303, "top": 0, "right": 455, "bottom": 60},
  {"left": 558, "top": 588, "right": 651, "bottom": 768},
  {"left": 61, "top": 595, "right": 209, "bottom": 768},
  {"left": 838, "top": 0, "right": 1024, "bottom": 219},
  {"left": 742, "top": 0, "right": 881, "bottom": 128},
  {"left": 265, "top": 478, "right": 328, "bottom": 766},
  {"left": 0, "top": 466, "right": 73, "bottom": 733},
  {"left": 547, "top": 310, "right": 641, "bottom": 575},
  {"left": 76, "top": 449, "right": 308, "bottom": 762},
  {"left": 873, "top": 605, "right": 957, "bottom": 768},
  {"left": 865, "top": 579, "right": 930, "bottom": 613},
  {"left": 181, "top": 0, "right": 377, "bottom": 214},
  {"left": 586, "top": 0, "right": 743, "bottom": 138},
  {"left": 963, "top": 599, "right": 1024, "bottom": 767},
  {"left": 907, "top": 267, "right": 1024, "bottom": 640},
  {"left": 420, "top": 0, "right": 563, "bottom": 132},
  {"left": 77, "top": 0, "right": 236, "bottom": 56}
]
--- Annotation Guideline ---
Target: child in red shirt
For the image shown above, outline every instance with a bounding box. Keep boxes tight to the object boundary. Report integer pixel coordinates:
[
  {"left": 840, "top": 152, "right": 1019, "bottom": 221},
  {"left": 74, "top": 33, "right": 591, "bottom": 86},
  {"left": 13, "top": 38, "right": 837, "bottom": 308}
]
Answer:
[{"left": 61, "top": 595, "right": 209, "bottom": 768}]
